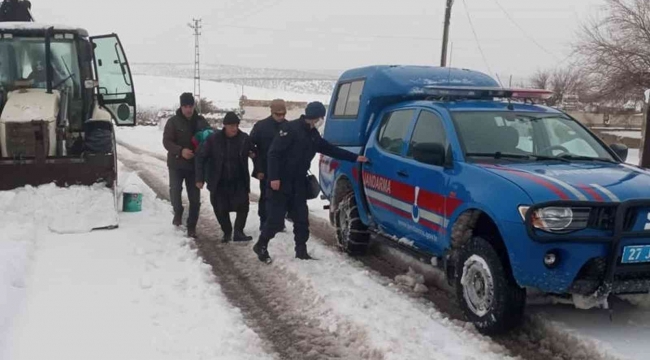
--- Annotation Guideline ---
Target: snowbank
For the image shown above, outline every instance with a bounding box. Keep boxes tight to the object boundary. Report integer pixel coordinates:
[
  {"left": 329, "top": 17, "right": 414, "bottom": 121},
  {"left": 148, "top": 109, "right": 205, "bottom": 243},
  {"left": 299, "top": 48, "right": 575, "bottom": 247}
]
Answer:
[{"left": 0, "top": 167, "right": 272, "bottom": 360}]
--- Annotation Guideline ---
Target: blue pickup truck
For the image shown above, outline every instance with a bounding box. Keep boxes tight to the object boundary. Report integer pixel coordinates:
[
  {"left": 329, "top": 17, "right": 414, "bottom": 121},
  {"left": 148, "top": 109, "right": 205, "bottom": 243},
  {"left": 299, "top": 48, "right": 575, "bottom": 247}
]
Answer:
[{"left": 319, "top": 65, "right": 650, "bottom": 334}]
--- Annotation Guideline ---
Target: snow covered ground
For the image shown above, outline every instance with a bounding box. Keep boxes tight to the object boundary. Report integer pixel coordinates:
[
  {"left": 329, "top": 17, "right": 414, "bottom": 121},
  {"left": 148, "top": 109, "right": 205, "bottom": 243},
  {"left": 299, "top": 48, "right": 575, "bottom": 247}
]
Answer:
[
  {"left": 0, "top": 166, "right": 272, "bottom": 360},
  {"left": 116, "top": 132, "right": 517, "bottom": 360},
  {"left": 134, "top": 74, "right": 330, "bottom": 110},
  {"left": 116, "top": 125, "right": 650, "bottom": 359}
]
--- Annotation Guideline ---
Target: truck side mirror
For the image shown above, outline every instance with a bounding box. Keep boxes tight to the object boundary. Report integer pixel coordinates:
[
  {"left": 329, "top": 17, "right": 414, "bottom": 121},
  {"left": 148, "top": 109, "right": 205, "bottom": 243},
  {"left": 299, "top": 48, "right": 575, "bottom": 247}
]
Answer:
[
  {"left": 413, "top": 143, "right": 446, "bottom": 167},
  {"left": 610, "top": 143, "right": 628, "bottom": 162}
]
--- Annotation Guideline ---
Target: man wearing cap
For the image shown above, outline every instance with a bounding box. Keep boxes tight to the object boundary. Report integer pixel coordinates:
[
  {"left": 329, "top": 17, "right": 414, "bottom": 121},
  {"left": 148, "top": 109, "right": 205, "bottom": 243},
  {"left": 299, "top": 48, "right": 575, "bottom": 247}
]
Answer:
[
  {"left": 249, "top": 99, "right": 288, "bottom": 229},
  {"left": 163, "top": 92, "right": 210, "bottom": 238},
  {"left": 196, "top": 112, "right": 255, "bottom": 243},
  {"left": 253, "top": 101, "right": 368, "bottom": 263}
]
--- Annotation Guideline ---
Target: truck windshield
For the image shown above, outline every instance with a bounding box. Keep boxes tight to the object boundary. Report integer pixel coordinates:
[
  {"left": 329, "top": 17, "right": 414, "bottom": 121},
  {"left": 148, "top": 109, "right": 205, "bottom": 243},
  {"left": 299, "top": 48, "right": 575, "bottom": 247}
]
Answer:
[
  {"left": 451, "top": 112, "right": 616, "bottom": 162},
  {"left": 0, "top": 37, "right": 80, "bottom": 98}
]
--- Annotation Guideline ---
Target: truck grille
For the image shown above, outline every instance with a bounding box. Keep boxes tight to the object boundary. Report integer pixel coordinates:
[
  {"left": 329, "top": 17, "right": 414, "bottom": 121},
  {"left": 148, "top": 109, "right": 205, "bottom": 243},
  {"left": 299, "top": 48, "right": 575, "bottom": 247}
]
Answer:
[{"left": 587, "top": 206, "right": 636, "bottom": 231}]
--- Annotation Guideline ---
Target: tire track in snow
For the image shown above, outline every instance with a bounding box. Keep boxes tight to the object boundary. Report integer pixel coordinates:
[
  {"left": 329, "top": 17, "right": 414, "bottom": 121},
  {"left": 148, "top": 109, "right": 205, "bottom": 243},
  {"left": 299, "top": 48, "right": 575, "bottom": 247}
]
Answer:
[
  {"left": 117, "top": 145, "right": 381, "bottom": 360},
  {"left": 117, "top": 143, "right": 622, "bottom": 360}
]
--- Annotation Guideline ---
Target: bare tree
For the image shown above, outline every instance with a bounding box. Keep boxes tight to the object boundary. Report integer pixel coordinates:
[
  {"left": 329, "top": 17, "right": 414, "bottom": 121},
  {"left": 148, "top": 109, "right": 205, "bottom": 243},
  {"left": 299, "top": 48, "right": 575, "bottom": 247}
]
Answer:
[
  {"left": 575, "top": 0, "right": 650, "bottom": 101},
  {"left": 530, "top": 69, "right": 551, "bottom": 90},
  {"left": 551, "top": 67, "right": 584, "bottom": 102}
]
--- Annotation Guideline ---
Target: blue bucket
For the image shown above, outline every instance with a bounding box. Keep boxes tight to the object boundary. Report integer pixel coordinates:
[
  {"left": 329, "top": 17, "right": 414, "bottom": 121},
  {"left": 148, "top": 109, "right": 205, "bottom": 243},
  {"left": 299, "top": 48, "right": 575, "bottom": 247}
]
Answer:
[{"left": 122, "top": 192, "right": 143, "bottom": 212}]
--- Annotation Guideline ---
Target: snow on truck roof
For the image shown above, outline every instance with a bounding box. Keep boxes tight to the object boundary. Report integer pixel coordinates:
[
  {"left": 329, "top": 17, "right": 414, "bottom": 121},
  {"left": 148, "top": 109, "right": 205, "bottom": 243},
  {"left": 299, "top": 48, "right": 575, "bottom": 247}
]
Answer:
[
  {"left": 337, "top": 65, "right": 500, "bottom": 98},
  {"left": 0, "top": 22, "right": 88, "bottom": 36}
]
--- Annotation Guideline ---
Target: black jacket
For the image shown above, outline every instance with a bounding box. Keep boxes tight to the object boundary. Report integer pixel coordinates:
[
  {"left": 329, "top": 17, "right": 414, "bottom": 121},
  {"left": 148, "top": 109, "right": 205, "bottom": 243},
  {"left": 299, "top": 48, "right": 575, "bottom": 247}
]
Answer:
[
  {"left": 196, "top": 130, "right": 254, "bottom": 193},
  {"left": 267, "top": 116, "right": 358, "bottom": 194},
  {"left": 163, "top": 109, "right": 210, "bottom": 170},
  {"left": 249, "top": 116, "right": 287, "bottom": 178}
]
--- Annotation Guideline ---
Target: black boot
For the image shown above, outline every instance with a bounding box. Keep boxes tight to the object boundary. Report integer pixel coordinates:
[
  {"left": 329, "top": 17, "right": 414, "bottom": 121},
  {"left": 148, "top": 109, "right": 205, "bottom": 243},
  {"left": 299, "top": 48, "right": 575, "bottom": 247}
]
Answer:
[
  {"left": 253, "top": 241, "right": 272, "bottom": 264},
  {"left": 222, "top": 232, "right": 232, "bottom": 243},
  {"left": 295, "top": 246, "right": 313, "bottom": 260},
  {"left": 187, "top": 228, "right": 197, "bottom": 239},
  {"left": 173, "top": 213, "right": 182, "bottom": 227},
  {"left": 234, "top": 230, "right": 253, "bottom": 242}
]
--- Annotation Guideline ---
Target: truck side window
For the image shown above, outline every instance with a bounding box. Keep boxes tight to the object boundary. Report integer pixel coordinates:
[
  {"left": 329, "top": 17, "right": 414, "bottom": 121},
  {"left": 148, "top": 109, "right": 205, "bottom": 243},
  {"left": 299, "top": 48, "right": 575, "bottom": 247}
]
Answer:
[
  {"left": 377, "top": 109, "right": 414, "bottom": 155},
  {"left": 407, "top": 110, "right": 446, "bottom": 158},
  {"left": 333, "top": 79, "right": 365, "bottom": 117}
]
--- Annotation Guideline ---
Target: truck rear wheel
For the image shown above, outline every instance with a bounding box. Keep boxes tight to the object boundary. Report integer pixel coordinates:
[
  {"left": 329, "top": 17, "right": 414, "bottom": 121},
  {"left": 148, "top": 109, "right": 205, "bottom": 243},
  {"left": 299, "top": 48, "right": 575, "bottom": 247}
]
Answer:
[
  {"left": 335, "top": 193, "right": 369, "bottom": 255},
  {"left": 454, "top": 236, "right": 525, "bottom": 334}
]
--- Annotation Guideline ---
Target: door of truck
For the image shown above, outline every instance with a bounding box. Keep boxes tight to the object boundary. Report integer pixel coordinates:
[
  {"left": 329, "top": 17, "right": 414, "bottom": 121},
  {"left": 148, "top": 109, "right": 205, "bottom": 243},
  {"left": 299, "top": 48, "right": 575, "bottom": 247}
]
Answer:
[
  {"left": 363, "top": 108, "right": 416, "bottom": 238},
  {"left": 89, "top": 34, "right": 136, "bottom": 126},
  {"left": 398, "top": 109, "right": 453, "bottom": 254}
]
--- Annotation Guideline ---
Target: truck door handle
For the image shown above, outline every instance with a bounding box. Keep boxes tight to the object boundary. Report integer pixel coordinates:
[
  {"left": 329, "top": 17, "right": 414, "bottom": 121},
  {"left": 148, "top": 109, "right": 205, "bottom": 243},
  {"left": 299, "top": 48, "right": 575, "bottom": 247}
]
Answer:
[{"left": 397, "top": 170, "right": 409, "bottom": 178}]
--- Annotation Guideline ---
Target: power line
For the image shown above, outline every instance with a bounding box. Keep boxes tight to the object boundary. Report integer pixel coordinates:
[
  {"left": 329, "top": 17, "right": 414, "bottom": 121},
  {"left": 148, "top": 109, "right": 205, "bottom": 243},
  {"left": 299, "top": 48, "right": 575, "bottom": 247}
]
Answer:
[
  {"left": 490, "top": 0, "right": 562, "bottom": 62},
  {"left": 216, "top": 0, "right": 285, "bottom": 28},
  {"left": 461, "top": 0, "right": 496, "bottom": 82}
]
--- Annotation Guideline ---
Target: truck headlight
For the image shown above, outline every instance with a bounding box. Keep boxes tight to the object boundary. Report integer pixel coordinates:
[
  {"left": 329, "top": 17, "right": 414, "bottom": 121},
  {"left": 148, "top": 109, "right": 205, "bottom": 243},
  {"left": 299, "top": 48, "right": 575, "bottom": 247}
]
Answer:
[{"left": 519, "top": 206, "right": 590, "bottom": 233}]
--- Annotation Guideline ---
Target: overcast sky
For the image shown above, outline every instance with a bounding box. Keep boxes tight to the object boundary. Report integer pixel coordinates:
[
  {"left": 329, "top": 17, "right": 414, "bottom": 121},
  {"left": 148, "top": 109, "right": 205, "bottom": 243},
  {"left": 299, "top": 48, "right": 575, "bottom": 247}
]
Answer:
[{"left": 36, "top": 0, "right": 606, "bottom": 78}]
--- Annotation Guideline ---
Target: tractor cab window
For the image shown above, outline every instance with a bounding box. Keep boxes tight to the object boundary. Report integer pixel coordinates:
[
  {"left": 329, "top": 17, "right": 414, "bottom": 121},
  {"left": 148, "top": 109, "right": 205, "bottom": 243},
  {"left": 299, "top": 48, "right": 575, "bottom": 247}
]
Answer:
[{"left": 0, "top": 37, "right": 81, "bottom": 99}]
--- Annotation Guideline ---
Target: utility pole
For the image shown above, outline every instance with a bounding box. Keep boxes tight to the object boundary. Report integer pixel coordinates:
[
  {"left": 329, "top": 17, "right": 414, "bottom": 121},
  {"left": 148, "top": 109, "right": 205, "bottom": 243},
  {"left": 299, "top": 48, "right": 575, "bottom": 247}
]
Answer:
[
  {"left": 641, "top": 90, "right": 650, "bottom": 167},
  {"left": 440, "top": 0, "right": 454, "bottom": 67},
  {"left": 188, "top": 18, "right": 202, "bottom": 113}
]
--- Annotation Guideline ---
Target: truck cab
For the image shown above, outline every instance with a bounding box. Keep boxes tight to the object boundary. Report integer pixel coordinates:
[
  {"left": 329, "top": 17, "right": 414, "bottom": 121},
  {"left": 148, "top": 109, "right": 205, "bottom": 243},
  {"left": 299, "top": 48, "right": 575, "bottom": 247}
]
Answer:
[{"left": 320, "top": 65, "right": 650, "bottom": 334}]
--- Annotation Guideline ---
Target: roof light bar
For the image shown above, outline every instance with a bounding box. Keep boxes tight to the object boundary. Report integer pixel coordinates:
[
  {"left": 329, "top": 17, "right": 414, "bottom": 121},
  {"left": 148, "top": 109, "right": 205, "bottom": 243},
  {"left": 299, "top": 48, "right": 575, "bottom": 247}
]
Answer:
[{"left": 423, "top": 86, "right": 553, "bottom": 100}]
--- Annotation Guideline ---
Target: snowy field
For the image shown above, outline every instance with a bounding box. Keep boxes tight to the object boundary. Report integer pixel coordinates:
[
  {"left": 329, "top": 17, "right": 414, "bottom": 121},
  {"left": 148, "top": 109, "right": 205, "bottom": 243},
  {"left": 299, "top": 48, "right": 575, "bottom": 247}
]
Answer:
[{"left": 134, "top": 74, "right": 330, "bottom": 110}]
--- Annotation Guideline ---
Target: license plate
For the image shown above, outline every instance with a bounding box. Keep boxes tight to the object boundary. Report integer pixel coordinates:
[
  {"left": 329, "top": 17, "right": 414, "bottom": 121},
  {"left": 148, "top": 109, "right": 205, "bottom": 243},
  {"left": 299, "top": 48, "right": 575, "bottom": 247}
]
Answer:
[{"left": 622, "top": 245, "right": 650, "bottom": 264}]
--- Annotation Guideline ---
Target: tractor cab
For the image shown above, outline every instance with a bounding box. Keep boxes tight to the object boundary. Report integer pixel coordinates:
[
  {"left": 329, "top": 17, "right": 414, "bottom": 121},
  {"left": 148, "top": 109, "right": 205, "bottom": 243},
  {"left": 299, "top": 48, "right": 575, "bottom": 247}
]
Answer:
[{"left": 0, "top": 21, "right": 136, "bottom": 191}]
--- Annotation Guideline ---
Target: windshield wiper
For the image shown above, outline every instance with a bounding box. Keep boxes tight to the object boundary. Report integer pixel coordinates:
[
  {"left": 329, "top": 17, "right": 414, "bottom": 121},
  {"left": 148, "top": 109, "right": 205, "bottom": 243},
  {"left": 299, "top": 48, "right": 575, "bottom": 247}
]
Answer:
[
  {"left": 530, "top": 154, "right": 571, "bottom": 163},
  {"left": 466, "top": 152, "right": 533, "bottom": 160},
  {"left": 556, "top": 154, "right": 618, "bottom": 164},
  {"left": 466, "top": 152, "right": 572, "bottom": 163}
]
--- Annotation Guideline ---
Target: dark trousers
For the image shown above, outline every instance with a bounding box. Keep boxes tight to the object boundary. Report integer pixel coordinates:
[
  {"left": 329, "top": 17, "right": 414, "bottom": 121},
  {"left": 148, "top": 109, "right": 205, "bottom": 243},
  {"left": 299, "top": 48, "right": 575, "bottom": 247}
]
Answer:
[
  {"left": 210, "top": 191, "right": 249, "bottom": 235},
  {"left": 258, "top": 178, "right": 268, "bottom": 226},
  {"left": 259, "top": 190, "right": 309, "bottom": 251},
  {"left": 169, "top": 168, "right": 200, "bottom": 230}
]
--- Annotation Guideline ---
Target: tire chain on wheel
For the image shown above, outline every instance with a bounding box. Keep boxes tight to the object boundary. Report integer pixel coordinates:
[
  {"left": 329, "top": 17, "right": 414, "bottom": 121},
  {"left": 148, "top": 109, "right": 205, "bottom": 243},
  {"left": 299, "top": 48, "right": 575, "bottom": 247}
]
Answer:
[
  {"left": 454, "top": 236, "right": 526, "bottom": 335},
  {"left": 336, "top": 193, "right": 370, "bottom": 255}
]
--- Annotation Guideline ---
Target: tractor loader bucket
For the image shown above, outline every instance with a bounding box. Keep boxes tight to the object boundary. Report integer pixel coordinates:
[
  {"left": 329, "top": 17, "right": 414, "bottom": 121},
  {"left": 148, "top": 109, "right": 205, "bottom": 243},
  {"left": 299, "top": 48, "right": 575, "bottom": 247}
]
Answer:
[{"left": 0, "top": 120, "right": 120, "bottom": 230}]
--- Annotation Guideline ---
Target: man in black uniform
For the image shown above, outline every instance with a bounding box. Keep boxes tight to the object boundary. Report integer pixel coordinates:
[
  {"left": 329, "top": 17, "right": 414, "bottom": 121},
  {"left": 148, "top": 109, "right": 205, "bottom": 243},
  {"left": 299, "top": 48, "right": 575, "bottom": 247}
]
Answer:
[
  {"left": 249, "top": 99, "right": 288, "bottom": 229},
  {"left": 162, "top": 92, "right": 209, "bottom": 238},
  {"left": 196, "top": 112, "right": 255, "bottom": 242},
  {"left": 253, "top": 101, "right": 368, "bottom": 263}
]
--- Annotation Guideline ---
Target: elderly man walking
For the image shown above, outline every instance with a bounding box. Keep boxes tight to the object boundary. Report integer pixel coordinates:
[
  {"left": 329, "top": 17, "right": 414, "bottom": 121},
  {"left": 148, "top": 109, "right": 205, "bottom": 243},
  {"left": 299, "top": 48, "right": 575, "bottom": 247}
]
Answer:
[{"left": 196, "top": 112, "right": 255, "bottom": 242}]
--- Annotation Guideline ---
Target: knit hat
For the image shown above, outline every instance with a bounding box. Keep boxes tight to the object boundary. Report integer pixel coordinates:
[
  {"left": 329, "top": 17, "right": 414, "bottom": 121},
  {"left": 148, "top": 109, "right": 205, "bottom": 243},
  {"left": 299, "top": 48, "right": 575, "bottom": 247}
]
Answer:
[
  {"left": 180, "top": 92, "right": 195, "bottom": 107},
  {"left": 223, "top": 111, "right": 240, "bottom": 125},
  {"left": 305, "top": 101, "right": 326, "bottom": 119},
  {"left": 270, "top": 99, "right": 287, "bottom": 114}
]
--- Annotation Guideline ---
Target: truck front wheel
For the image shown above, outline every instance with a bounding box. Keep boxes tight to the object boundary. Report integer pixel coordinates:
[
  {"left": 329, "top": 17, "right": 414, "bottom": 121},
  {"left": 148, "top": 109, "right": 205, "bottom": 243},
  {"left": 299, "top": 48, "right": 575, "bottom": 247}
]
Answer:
[
  {"left": 335, "top": 193, "right": 369, "bottom": 255},
  {"left": 454, "top": 236, "right": 525, "bottom": 334}
]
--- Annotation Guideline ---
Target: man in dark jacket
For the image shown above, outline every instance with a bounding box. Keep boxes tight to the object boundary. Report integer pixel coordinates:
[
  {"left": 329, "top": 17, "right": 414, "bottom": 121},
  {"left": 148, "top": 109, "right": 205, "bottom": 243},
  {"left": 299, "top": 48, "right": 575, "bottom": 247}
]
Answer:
[
  {"left": 253, "top": 102, "right": 368, "bottom": 263},
  {"left": 196, "top": 112, "right": 255, "bottom": 243},
  {"left": 249, "top": 99, "right": 288, "bottom": 229},
  {"left": 163, "top": 92, "right": 210, "bottom": 238}
]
